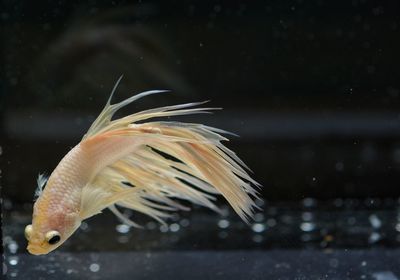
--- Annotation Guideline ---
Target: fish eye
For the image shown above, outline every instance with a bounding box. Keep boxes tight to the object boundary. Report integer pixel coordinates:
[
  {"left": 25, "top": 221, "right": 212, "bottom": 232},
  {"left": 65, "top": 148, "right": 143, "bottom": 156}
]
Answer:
[
  {"left": 45, "top": 231, "right": 61, "bottom": 245},
  {"left": 24, "top": 224, "right": 33, "bottom": 240}
]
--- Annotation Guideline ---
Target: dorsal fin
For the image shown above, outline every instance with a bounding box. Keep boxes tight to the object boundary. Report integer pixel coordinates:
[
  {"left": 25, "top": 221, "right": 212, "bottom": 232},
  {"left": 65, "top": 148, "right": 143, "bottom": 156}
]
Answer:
[{"left": 83, "top": 75, "right": 168, "bottom": 140}]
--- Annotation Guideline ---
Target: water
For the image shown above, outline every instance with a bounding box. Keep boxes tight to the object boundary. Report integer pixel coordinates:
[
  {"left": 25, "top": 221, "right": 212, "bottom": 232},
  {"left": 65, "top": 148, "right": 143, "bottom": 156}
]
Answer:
[
  {"left": 4, "top": 199, "right": 400, "bottom": 255},
  {"left": 3, "top": 0, "right": 400, "bottom": 279}
]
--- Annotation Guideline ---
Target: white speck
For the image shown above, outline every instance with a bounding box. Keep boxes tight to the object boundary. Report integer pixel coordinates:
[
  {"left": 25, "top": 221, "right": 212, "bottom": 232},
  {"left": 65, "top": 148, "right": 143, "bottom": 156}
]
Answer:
[
  {"left": 312, "top": 177, "right": 316, "bottom": 181},
  {"left": 199, "top": 42, "right": 203, "bottom": 47},
  {"left": 89, "top": 263, "right": 100, "bottom": 272},
  {"left": 300, "top": 222, "right": 316, "bottom": 232},
  {"left": 169, "top": 223, "right": 180, "bottom": 232},
  {"left": 361, "top": 261, "right": 367, "bottom": 266},
  {"left": 116, "top": 224, "right": 130, "bottom": 234},
  {"left": 218, "top": 219, "right": 230, "bottom": 229},
  {"left": 252, "top": 223, "right": 266, "bottom": 233}
]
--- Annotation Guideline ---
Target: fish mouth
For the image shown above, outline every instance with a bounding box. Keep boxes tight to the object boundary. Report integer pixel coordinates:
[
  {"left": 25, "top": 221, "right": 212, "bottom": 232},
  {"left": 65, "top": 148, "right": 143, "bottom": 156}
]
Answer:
[{"left": 27, "top": 244, "right": 47, "bottom": 255}]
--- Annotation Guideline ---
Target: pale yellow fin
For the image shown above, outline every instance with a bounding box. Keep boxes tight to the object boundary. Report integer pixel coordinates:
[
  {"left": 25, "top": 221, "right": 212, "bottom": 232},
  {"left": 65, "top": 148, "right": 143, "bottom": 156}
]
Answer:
[{"left": 81, "top": 79, "right": 260, "bottom": 226}]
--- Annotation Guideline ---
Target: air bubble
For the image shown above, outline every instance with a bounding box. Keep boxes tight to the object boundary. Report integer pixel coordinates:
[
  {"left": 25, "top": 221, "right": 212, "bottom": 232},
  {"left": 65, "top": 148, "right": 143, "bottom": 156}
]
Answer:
[
  {"left": 300, "top": 222, "right": 316, "bottom": 232},
  {"left": 252, "top": 223, "right": 266, "bottom": 233},
  {"left": 180, "top": 219, "right": 190, "bottom": 227},
  {"left": 218, "top": 219, "right": 230, "bottom": 229},
  {"left": 116, "top": 224, "right": 130, "bottom": 234},
  {"left": 170, "top": 223, "right": 180, "bottom": 232},
  {"left": 89, "top": 263, "right": 100, "bottom": 272},
  {"left": 8, "top": 256, "right": 18, "bottom": 266}
]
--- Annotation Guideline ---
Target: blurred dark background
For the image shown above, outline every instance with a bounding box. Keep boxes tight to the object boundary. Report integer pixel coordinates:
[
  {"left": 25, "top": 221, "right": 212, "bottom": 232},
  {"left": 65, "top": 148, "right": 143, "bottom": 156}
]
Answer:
[
  {"left": 3, "top": 2, "right": 400, "bottom": 278},
  {"left": 2, "top": 0, "right": 400, "bottom": 203}
]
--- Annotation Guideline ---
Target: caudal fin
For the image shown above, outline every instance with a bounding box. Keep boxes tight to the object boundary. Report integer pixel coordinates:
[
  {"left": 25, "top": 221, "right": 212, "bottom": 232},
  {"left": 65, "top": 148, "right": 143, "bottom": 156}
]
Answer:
[{"left": 80, "top": 77, "right": 261, "bottom": 226}]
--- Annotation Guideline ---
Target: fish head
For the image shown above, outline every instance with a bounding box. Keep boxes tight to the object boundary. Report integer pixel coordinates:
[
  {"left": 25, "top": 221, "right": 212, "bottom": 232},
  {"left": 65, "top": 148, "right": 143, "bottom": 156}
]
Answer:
[{"left": 25, "top": 203, "right": 81, "bottom": 255}]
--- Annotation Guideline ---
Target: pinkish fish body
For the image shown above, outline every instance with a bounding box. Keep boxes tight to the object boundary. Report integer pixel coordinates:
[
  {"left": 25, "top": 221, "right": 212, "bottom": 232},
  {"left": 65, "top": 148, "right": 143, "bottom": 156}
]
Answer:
[{"left": 25, "top": 77, "right": 260, "bottom": 255}]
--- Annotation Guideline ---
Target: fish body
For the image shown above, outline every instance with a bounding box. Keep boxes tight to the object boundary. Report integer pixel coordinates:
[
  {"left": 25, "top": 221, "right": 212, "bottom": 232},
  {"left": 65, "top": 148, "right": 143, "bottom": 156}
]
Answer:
[{"left": 25, "top": 77, "right": 260, "bottom": 255}]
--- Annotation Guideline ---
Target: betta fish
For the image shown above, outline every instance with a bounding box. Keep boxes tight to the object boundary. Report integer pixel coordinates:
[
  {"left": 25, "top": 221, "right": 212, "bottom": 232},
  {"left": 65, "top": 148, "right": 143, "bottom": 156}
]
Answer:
[{"left": 24, "top": 76, "right": 260, "bottom": 255}]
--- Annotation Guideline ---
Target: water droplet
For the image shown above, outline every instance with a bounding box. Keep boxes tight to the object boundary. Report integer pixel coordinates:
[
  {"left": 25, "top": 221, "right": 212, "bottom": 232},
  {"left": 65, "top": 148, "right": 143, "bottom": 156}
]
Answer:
[
  {"left": 300, "top": 222, "right": 316, "bottom": 232},
  {"left": 301, "top": 233, "right": 312, "bottom": 242},
  {"left": 252, "top": 223, "right": 266, "bottom": 233},
  {"left": 368, "top": 232, "right": 381, "bottom": 244},
  {"left": 329, "top": 258, "right": 339, "bottom": 268},
  {"left": 80, "top": 222, "right": 89, "bottom": 231},
  {"left": 369, "top": 214, "right": 382, "bottom": 229},
  {"left": 169, "top": 223, "right": 180, "bottom": 232},
  {"left": 302, "top": 198, "right": 316, "bottom": 207},
  {"left": 116, "top": 224, "right": 130, "bottom": 234},
  {"left": 254, "top": 213, "right": 264, "bottom": 222},
  {"left": 146, "top": 221, "right": 157, "bottom": 230},
  {"left": 89, "top": 263, "right": 100, "bottom": 272},
  {"left": 170, "top": 213, "right": 180, "bottom": 221},
  {"left": 8, "top": 242, "right": 18, "bottom": 254},
  {"left": 335, "top": 162, "right": 344, "bottom": 171},
  {"left": 252, "top": 234, "right": 263, "bottom": 243},
  {"left": 218, "top": 219, "right": 230, "bottom": 229},
  {"left": 301, "top": 212, "right": 314, "bottom": 221},
  {"left": 347, "top": 216, "right": 357, "bottom": 225},
  {"left": 255, "top": 198, "right": 265, "bottom": 207},
  {"left": 8, "top": 256, "right": 18, "bottom": 266},
  {"left": 160, "top": 224, "right": 169, "bottom": 232},
  {"left": 333, "top": 198, "right": 343, "bottom": 207},
  {"left": 266, "top": 218, "right": 277, "bottom": 227},
  {"left": 117, "top": 235, "right": 129, "bottom": 244},
  {"left": 179, "top": 219, "right": 190, "bottom": 227}
]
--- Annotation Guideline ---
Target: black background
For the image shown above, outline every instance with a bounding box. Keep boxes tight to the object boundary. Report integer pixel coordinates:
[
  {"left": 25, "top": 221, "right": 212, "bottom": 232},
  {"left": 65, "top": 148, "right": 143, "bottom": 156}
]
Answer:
[{"left": 2, "top": 0, "right": 400, "bottom": 202}]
